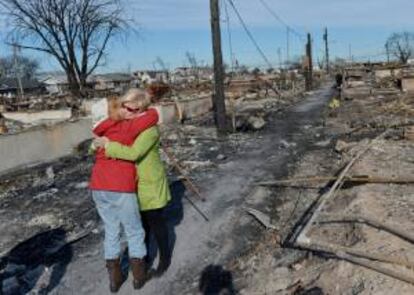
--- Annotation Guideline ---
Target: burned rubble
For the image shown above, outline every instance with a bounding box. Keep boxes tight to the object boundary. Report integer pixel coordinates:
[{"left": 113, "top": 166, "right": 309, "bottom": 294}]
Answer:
[
  {"left": 0, "top": 73, "right": 316, "bottom": 294},
  {"left": 2, "top": 61, "right": 414, "bottom": 294},
  {"left": 220, "top": 65, "right": 414, "bottom": 294}
]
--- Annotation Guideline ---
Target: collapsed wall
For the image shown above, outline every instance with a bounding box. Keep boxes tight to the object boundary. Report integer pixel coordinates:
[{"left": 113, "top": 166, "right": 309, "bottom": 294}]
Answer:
[
  {"left": 0, "top": 119, "right": 92, "bottom": 175},
  {"left": 0, "top": 96, "right": 213, "bottom": 175}
]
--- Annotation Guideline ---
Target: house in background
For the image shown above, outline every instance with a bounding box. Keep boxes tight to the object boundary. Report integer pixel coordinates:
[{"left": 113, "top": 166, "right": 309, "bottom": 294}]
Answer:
[
  {"left": 0, "top": 77, "right": 45, "bottom": 98},
  {"left": 93, "top": 73, "right": 132, "bottom": 93},
  {"left": 173, "top": 67, "right": 192, "bottom": 77},
  {"left": 133, "top": 70, "right": 169, "bottom": 85},
  {"left": 170, "top": 66, "right": 213, "bottom": 84},
  {"left": 41, "top": 75, "right": 70, "bottom": 94}
]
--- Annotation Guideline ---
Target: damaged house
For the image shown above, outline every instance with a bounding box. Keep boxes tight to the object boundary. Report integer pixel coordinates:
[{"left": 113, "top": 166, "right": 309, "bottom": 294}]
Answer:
[
  {"left": 40, "top": 75, "right": 71, "bottom": 95},
  {"left": 133, "top": 70, "right": 169, "bottom": 85},
  {"left": 171, "top": 66, "right": 213, "bottom": 84},
  {"left": 93, "top": 73, "right": 133, "bottom": 93},
  {"left": 0, "top": 77, "right": 45, "bottom": 98}
]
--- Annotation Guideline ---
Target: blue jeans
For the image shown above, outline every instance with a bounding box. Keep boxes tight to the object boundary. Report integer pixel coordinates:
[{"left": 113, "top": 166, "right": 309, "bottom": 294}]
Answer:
[{"left": 92, "top": 190, "right": 146, "bottom": 260}]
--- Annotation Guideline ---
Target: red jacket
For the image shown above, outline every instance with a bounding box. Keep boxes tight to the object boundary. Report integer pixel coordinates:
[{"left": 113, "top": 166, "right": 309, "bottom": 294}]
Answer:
[{"left": 89, "top": 108, "right": 158, "bottom": 192}]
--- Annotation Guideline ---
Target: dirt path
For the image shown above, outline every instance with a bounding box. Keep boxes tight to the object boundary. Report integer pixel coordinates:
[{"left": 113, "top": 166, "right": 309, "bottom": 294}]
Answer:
[{"left": 44, "top": 85, "right": 332, "bottom": 295}]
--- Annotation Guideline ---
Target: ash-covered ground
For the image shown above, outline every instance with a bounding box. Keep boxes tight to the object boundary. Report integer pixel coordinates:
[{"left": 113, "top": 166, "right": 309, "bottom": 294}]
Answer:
[{"left": 0, "top": 85, "right": 334, "bottom": 294}]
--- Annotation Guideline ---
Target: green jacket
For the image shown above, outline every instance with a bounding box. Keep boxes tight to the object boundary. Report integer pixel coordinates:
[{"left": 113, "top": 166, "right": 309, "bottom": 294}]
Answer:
[{"left": 105, "top": 126, "right": 171, "bottom": 211}]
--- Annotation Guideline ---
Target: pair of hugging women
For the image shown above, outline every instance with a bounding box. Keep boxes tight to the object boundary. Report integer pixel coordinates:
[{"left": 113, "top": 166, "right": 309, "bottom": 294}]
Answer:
[{"left": 89, "top": 88, "right": 171, "bottom": 293}]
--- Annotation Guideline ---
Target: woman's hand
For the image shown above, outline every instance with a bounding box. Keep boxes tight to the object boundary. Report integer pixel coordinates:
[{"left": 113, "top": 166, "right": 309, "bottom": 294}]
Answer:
[{"left": 93, "top": 136, "right": 110, "bottom": 149}]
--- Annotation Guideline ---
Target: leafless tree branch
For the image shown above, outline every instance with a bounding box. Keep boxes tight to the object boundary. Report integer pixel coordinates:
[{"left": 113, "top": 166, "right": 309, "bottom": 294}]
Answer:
[
  {"left": 0, "top": 0, "right": 129, "bottom": 97},
  {"left": 386, "top": 32, "right": 414, "bottom": 64}
]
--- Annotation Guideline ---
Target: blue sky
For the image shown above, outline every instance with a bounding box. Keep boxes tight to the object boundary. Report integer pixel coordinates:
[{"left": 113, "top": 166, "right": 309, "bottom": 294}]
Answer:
[{"left": 1, "top": 0, "right": 414, "bottom": 72}]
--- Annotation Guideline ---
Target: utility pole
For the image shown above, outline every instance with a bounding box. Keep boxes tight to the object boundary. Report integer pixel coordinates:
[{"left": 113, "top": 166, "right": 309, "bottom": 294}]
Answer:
[
  {"left": 277, "top": 47, "right": 282, "bottom": 70},
  {"left": 210, "top": 0, "right": 228, "bottom": 133},
  {"left": 286, "top": 27, "right": 290, "bottom": 68},
  {"left": 12, "top": 43, "right": 24, "bottom": 107},
  {"left": 323, "top": 27, "right": 330, "bottom": 74},
  {"left": 385, "top": 42, "right": 390, "bottom": 63},
  {"left": 348, "top": 44, "right": 353, "bottom": 63},
  {"left": 305, "top": 33, "right": 313, "bottom": 91}
]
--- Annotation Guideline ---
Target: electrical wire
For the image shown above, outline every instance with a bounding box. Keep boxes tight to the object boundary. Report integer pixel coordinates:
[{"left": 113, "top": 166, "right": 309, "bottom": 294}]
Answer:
[
  {"left": 226, "top": 0, "right": 273, "bottom": 69},
  {"left": 257, "top": 0, "right": 305, "bottom": 42},
  {"left": 223, "top": 0, "right": 235, "bottom": 72}
]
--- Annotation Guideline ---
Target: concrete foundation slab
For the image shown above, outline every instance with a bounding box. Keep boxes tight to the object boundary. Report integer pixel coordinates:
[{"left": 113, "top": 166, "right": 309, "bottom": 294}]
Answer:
[
  {"left": 0, "top": 118, "right": 92, "bottom": 175},
  {"left": 3, "top": 110, "right": 72, "bottom": 125}
]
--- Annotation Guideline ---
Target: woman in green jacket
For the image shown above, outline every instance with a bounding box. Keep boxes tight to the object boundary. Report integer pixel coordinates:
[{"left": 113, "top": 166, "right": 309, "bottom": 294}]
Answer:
[{"left": 96, "top": 121, "right": 172, "bottom": 277}]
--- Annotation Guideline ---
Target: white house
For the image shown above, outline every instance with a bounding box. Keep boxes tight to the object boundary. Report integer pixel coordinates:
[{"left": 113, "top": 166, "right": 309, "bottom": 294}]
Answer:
[
  {"left": 41, "top": 75, "right": 70, "bottom": 94},
  {"left": 133, "top": 71, "right": 169, "bottom": 85}
]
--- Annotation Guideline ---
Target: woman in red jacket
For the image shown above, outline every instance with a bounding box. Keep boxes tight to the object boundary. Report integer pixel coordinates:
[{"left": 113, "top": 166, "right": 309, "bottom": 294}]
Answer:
[{"left": 90, "top": 89, "right": 157, "bottom": 293}]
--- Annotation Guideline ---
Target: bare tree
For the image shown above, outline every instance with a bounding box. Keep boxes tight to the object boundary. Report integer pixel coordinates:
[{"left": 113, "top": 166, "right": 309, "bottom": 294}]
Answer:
[
  {"left": 385, "top": 32, "right": 414, "bottom": 64},
  {"left": 0, "top": 55, "right": 39, "bottom": 79},
  {"left": 155, "top": 56, "right": 168, "bottom": 72},
  {"left": 154, "top": 56, "right": 170, "bottom": 83},
  {"left": 0, "top": 0, "right": 129, "bottom": 97},
  {"left": 185, "top": 51, "right": 199, "bottom": 82}
]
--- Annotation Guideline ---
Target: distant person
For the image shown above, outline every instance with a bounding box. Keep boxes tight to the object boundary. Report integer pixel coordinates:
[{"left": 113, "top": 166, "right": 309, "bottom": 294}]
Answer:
[
  {"left": 90, "top": 90, "right": 158, "bottom": 292},
  {"left": 335, "top": 73, "right": 343, "bottom": 89},
  {"left": 94, "top": 89, "right": 172, "bottom": 278}
]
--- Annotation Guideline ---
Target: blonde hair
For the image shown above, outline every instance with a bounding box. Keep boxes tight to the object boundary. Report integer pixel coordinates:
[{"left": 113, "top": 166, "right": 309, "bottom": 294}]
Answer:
[
  {"left": 107, "top": 95, "right": 122, "bottom": 121},
  {"left": 120, "top": 88, "right": 151, "bottom": 111}
]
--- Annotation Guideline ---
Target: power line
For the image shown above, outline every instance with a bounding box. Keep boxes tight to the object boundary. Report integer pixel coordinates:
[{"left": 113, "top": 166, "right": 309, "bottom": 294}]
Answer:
[
  {"left": 257, "top": 0, "right": 305, "bottom": 42},
  {"left": 226, "top": 0, "right": 273, "bottom": 68},
  {"left": 223, "top": 0, "right": 235, "bottom": 71}
]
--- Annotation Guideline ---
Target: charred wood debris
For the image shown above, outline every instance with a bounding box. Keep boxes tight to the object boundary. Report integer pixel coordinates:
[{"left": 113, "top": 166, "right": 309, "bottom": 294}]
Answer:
[
  {"left": 2, "top": 64, "right": 414, "bottom": 294},
  {"left": 226, "top": 64, "right": 414, "bottom": 294}
]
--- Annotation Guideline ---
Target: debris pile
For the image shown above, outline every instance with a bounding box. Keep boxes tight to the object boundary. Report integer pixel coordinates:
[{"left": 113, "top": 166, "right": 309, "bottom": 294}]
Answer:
[
  {"left": 0, "top": 94, "right": 74, "bottom": 112},
  {"left": 228, "top": 65, "right": 414, "bottom": 294},
  {"left": 0, "top": 73, "right": 319, "bottom": 293}
]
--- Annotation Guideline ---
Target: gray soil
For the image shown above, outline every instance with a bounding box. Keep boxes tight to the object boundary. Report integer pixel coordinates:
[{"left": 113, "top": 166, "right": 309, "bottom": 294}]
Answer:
[{"left": 0, "top": 85, "right": 333, "bottom": 295}]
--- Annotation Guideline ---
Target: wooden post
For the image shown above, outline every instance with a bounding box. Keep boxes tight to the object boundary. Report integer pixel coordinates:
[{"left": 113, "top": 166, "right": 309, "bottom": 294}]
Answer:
[
  {"left": 277, "top": 47, "right": 282, "bottom": 70},
  {"left": 305, "top": 33, "right": 313, "bottom": 91},
  {"left": 386, "top": 42, "right": 390, "bottom": 63},
  {"left": 286, "top": 27, "right": 290, "bottom": 68},
  {"left": 210, "top": 0, "right": 228, "bottom": 133},
  {"left": 323, "top": 27, "right": 330, "bottom": 74},
  {"left": 12, "top": 43, "right": 24, "bottom": 110}
]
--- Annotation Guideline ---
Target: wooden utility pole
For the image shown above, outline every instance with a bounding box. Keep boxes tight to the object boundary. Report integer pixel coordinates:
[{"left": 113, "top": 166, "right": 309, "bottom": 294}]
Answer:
[
  {"left": 12, "top": 43, "right": 24, "bottom": 109},
  {"left": 286, "top": 27, "right": 290, "bottom": 68},
  {"left": 277, "top": 47, "right": 282, "bottom": 70},
  {"left": 210, "top": 0, "right": 228, "bottom": 133},
  {"left": 348, "top": 44, "right": 353, "bottom": 63},
  {"left": 385, "top": 42, "right": 390, "bottom": 63},
  {"left": 305, "top": 32, "right": 313, "bottom": 91},
  {"left": 323, "top": 27, "right": 330, "bottom": 74}
]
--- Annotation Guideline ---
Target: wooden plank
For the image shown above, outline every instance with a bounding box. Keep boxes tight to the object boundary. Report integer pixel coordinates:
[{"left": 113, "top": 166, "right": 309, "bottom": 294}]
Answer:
[
  {"left": 299, "top": 241, "right": 414, "bottom": 285},
  {"left": 257, "top": 175, "right": 414, "bottom": 187},
  {"left": 319, "top": 214, "right": 414, "bottom": 245},
  {"left": 295, "top": 129, "right": 389, "bottom": 246}
]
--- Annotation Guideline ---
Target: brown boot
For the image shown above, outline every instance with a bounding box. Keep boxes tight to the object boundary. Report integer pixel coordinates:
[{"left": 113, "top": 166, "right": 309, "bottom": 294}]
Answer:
[
  {"left": 106, "top": 259, "right": 123, "bottom": 293},
  {"left": 130, "top": 258, "right": 147, "bottom": 289}
]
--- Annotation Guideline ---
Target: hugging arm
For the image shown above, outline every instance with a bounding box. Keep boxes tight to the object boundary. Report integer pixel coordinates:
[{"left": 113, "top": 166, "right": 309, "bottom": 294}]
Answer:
[
  {"left": 105, "top": 127, "right": 160, "bottom": 162},
  {"left": 93, "top": 118, "right": 117, "bottom": 136},
  {"left": 93, "top": 108, "right": 158, "bottom": 137},
  {"left": 126, "top": 108, "right": 159, "bottom": 139}
]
